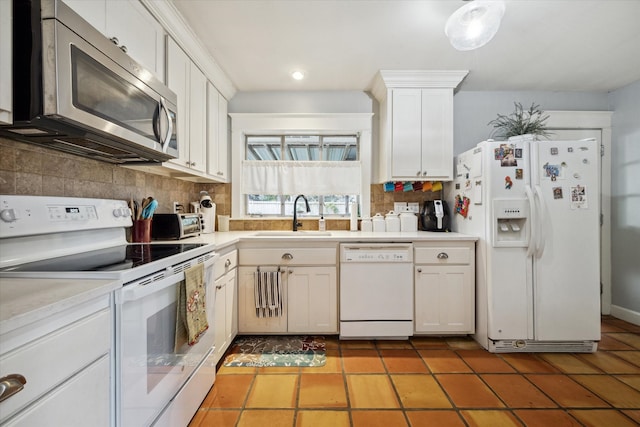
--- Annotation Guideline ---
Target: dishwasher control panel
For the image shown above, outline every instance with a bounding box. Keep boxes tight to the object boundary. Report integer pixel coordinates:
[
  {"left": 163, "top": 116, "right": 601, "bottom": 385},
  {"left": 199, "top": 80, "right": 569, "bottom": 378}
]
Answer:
[{"left": 340, "top": 244, "right": 413, "bottom": 263}]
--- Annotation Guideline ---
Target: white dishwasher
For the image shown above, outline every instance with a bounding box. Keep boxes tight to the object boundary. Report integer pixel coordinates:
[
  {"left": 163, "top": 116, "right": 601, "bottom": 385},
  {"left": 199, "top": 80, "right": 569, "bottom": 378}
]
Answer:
[{"left": 339, "top": 243, "right": 414, "bottom": 339}]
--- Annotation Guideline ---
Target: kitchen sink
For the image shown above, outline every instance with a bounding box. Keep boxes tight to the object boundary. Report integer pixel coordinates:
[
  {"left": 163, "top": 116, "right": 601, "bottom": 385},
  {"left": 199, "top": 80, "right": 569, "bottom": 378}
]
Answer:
[{"left": 252, "top": 231, "right": 332, "bottom": 237}]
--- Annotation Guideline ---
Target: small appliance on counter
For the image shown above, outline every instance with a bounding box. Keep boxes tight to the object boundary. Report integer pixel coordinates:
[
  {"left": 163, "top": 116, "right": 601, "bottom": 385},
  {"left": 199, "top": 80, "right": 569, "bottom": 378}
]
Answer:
[
  {"left": 151, "top": 213, "right": 203, "bottom": 240},
  {"left": 200, "top": 191, "right": 215, "bottom": 234},
  {"left": 420, "top": 200, "right": 451, "bottom": 232}
]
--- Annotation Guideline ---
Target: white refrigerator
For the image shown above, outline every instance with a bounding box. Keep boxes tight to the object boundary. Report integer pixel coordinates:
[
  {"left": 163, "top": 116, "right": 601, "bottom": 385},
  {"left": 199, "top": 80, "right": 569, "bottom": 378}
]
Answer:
[{"left": 448, "top": 136, "right": 601, "bottom": 352}]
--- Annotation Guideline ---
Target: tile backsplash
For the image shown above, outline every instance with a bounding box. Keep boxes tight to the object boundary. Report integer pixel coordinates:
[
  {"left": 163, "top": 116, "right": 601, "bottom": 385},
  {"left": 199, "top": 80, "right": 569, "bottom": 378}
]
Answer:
[{"left": 2, "top": 137, "right": 442, "bottom": 231}]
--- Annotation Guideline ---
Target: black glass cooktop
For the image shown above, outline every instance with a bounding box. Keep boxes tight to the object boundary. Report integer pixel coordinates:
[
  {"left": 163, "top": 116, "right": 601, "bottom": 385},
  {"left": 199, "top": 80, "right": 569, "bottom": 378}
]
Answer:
[{"left": 0, "top": 243, "right": 208, "bottom": 273}]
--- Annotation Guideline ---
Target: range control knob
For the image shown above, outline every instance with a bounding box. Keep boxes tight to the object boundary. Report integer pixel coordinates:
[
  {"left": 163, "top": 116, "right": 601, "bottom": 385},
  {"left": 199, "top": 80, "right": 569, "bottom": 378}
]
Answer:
[
  {"left": 0, "top": 209, "right": 17, "bottom": 222},
  {"left": 113, "top": 208, "right": 123, "bottom": 218}
]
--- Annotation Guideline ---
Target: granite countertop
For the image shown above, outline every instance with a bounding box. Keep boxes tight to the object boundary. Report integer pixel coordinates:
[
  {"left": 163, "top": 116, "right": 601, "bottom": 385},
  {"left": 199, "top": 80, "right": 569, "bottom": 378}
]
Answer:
[
  {"left": 0, "top": 277, "right": 121, "bottom": 335},
  {"left": 180, "top": 230, "right": 477, "bottom": 250}
]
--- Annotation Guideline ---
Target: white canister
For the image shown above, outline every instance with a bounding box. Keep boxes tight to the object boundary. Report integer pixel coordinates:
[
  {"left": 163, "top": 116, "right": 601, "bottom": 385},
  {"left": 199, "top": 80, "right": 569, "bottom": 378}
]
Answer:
[
  {"left": 200, "top": 192, "right": 215, "bottom": 234},
  {"left": 385, "top": 210, "right": 400, "bottom": 232},
  {"left": 399, "top": 208, "right": 418, "bottom": 232},
  {"left": 372, "top": 213, "right": 385, "bottom": 232},
  {"left": 361, "top": 217, "right": 373, "bottom": 232}
]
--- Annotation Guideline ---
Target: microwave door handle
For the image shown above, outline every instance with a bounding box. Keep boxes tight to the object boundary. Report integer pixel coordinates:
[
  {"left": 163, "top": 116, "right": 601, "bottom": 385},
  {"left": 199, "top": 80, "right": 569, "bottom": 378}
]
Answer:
[
  {"left": 159, "top": 97, "right": 173, "bottom": 153},
  {"left": 152, "top": 101, "right": 162, "bottom": 142}
]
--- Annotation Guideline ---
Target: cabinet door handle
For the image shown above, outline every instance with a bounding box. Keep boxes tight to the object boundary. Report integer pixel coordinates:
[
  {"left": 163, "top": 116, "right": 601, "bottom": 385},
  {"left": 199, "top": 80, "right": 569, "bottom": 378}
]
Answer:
[
  {"left": 282, "top": 253, "right": 293, "bottom": 260},
  {"left": 120, "top": 45, "right": 128, "bottom": 53},
  {"left": 0, "top": 374, "right": 27, "bottom": 402},
  {"left": 416, "top": 171, "right": 421, "bottom": 176},
  {"left": 216, "top": 285, "right": 222, "bottom": 290},
  {"left": 422, "top": 171, "right": 427, "bottom": 176},
  {"left": 225, "top": 259, "right": 231, "bottom": 267},
  {"left": 288, "top": 269, "right": 293, "bottom": 274},
  {"left": 109, "top": 36, "right": 119, "bottom": 45},
  {"left": 437, "top": 252, "right": 449, "bottom": 259},
  {"left": 417, "top": 268, "right": 422, "bottom": 273}
]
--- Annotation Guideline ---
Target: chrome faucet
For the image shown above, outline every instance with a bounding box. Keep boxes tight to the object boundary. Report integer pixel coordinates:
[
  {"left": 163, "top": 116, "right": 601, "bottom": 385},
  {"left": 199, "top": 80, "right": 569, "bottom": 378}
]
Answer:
[{"left": 292, "top": 194, "right": 310, "bottom": 231}]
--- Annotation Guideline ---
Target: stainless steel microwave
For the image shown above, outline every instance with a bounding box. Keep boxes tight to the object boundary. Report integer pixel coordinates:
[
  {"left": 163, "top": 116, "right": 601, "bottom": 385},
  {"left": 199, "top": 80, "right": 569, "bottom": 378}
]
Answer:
[{"left": 1, "top": 0, "right": 178, "bottom": 164}]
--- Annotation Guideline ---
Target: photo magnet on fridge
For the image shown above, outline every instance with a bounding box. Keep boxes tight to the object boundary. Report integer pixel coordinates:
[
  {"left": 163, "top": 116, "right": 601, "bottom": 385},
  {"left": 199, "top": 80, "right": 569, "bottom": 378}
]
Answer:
[
  {"left": 551, "top": 147, "right": 559, "bottom": 155},
  {"left": 515, "top": 169, "right": 523, "bottom": 179},
  {"left": 571, "top": 185, "right": 588, "bottom": 209},
  {"left": 515, "top": 148, "right": 523, "bottom": 159},
  {"left": 553, "top": 187, "right": 563, "bottom": 199}
]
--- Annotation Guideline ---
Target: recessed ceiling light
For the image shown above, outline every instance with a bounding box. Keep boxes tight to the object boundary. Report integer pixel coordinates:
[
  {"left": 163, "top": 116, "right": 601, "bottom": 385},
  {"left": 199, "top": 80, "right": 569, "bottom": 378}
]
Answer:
[{"left": 291, "top": 70, "right": 305, "bottom": 80}]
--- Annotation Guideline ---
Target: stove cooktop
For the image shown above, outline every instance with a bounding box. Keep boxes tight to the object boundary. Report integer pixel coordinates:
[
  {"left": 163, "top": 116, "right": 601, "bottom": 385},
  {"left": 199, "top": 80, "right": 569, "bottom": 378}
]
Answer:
[{"left": 0, "top": 243, "right": 209, "bottom": 273}]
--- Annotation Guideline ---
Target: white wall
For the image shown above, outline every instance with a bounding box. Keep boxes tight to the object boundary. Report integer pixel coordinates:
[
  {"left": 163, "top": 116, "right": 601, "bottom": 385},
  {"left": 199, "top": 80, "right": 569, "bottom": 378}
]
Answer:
[
  {"left": 609, "top": 80, "right": 640, "bottom": 320},
  {"left": 229, "top": 91, "right": 373, "bottom": 114}
]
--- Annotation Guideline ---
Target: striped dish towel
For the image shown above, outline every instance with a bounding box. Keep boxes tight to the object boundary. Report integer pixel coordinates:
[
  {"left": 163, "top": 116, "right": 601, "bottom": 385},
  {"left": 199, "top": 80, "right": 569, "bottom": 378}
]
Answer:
[{"left": 254, "top": 270, "right": 283, "bottom": 318}]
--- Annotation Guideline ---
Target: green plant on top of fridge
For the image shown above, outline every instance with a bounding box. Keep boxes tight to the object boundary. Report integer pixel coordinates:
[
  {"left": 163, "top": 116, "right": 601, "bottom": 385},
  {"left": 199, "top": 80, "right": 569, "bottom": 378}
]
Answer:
[{"left": 488, "top": 102, "right": 551, "bottom": 140}]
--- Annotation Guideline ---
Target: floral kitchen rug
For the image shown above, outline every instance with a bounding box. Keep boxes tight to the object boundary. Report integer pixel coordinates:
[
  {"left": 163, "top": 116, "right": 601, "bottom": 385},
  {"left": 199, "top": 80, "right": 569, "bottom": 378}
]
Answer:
[{"left": 222, "top": 335, "right": 326, "bottom": 367}]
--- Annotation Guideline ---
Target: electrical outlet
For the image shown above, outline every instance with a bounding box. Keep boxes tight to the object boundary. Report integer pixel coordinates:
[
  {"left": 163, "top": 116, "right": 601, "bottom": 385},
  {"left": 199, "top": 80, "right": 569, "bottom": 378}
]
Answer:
[{"left": 173, "top": 202, "right": 180, "bottom": 213}]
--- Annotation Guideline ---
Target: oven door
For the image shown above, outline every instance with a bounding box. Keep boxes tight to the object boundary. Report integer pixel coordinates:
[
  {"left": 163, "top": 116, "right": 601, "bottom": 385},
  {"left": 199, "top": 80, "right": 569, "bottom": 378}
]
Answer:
[
  {"left": 43, "top": 18, "right": 178, "bottom": 158},
  {"left": 116, "top": 254, "right": 216, "bottom": 427}
]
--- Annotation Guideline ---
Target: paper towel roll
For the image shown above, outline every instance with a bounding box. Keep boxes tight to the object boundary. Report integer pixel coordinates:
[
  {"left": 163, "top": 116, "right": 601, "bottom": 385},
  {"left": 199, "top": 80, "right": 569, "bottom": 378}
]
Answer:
[{"left": 350, "top": 201, "right": 358, "bottom": 231}]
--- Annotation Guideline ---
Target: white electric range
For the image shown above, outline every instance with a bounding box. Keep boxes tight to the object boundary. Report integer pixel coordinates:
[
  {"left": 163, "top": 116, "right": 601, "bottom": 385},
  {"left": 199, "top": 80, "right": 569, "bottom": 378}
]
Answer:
[{"left": 0, "top": 195, "right": 218, "bottom": 427}]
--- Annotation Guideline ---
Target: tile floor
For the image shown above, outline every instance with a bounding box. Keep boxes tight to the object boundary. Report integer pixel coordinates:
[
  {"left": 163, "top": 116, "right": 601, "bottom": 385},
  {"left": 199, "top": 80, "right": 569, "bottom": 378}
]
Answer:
[{"left": 189, "top": 316, "right": 640, "bottom": 427}]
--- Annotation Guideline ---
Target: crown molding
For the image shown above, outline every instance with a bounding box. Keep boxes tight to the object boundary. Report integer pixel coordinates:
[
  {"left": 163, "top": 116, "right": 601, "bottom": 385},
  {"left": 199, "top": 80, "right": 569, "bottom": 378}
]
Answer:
[{"left": 370, "top": 70, "right": 469, "bottom": 102}]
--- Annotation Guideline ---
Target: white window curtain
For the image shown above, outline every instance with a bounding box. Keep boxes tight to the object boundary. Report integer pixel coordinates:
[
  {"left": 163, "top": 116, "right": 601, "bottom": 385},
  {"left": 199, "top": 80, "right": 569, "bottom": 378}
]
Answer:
[{"left": 241, "top": 160, "right": 361, "bottom": 195}]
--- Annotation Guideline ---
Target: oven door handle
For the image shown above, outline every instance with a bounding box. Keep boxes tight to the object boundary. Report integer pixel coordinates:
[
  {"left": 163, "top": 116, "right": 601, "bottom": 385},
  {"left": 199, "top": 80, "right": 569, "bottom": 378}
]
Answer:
[{"left": 120, "top": 256, "right": 216, "bottom": 303}]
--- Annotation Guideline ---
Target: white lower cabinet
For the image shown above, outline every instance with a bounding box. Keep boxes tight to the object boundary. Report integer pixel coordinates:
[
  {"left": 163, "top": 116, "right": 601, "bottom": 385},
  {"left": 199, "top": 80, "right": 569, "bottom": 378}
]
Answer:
[
  {"left": 237, "top": 245, "right": 338, "bottom": 334},
  {"left": 414, "top": 242, "right": 475, "bottom": 334},
  {"left": 213, "top": 250, "right": 238, "bottom": 364},
  {"left": 0, "top": 295, "right": 112, "bottom": 426},
  {"left": 287, "top": 267, "right": 337, "bottom": 334}
]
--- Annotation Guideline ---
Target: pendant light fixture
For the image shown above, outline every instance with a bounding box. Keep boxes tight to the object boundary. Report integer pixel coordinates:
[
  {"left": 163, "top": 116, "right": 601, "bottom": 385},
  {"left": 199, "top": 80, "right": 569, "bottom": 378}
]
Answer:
[{"left": 445, "top": 0, "right": 506, "bottom": 51}]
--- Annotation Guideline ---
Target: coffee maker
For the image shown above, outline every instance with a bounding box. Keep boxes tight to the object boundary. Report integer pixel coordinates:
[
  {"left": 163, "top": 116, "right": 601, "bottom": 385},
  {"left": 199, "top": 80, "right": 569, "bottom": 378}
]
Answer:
[
  {"left": 199, "top": 191, "right": 215, "bottom": 234},
  {"left": 420, "top": 200, "right": 451, "bottom": 232}
]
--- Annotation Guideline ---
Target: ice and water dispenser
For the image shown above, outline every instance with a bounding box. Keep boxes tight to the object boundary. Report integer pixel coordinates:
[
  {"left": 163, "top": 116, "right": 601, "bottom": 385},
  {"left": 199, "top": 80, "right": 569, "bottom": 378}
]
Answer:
[{"left": 492, "top": 199, "right": 529, "bottom": 247}]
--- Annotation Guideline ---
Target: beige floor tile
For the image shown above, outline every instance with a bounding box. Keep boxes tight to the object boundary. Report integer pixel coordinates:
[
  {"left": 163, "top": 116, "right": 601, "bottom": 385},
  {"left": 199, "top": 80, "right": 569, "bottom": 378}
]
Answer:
[
  {"left": 376, "top": 340, "right": 415, "bottom": 349},
  {"left": 418, "top": 349, "right": 473, "bottom": 373},
  {"left": 346, "top": 375, "right": 400, "bottom": 408},
  {"left": 245, "top": 375, "right": 298, "bottom": 408},
  {"left": 610, "top": 351, "right": 640, "bottom": 368},
  {"left": 189, "top": 409, "right": 240, "bottom": 427},
  {"left": 570, "top": 409, "right": 639, "bottom": 427},
  {"left": 237, "top": 409, "right": 295, "bottom": 427},
  {"left": 577, "top": 352, "right": 640, "bottom": 374},
  {"left": 525, "top": 374, "right": 609, "bottom": 408},
  {"left": 351, "top": 410, "right": 408, "bottom": 427},
  {"left": 460, "top": 410, "right": 522, "bottom": 427},
  {"left": 339, "top": 340, "right": 376, "bottom": 349},
  {"left": 571, "top": 374, "right": 640, "bottom": 408},
  {"left": 410, "top": 336, "right": 450, "bottom": 349},
  {"left": 482, "top": 374, "right": 557, "bottom": 408},
  {"left": 295, "top": 410, "right": 350, "bottom": 427},
  {"left": 615, "top": 374, "right": 640, "bottom": 392},
  {"left": 513, "top": 409, "right": 581, "bottom": 427},
  {"left": 500, "top": 353, "right": 560, "bottom": 374},
  {"left": 405, "top": 410, "right": 465, "bottom": 427},
  {"left": 200, "top": 374, "right": 254, "bottom": 408},
  {"left": 298, "top": 374, "right": 348, "bottom": 408},
  {"left": 381, "top": 349, "right": 430, "bottom": 373},
  {"left": 539, "top": 353, "right": 602, "bottom": 374},
  {"left": 342, "top": 349, "right": 386, "bottom": 373},
  {"left": 457, "top": 349, "right": 516, "bottom": 373},
  {"left": 436, "top": 374, "right": 504, "bottom": 408},
  {"left": 598, "top": 334, "right": 636, "bottom": 351},
  {"left": 300, "top": 349, "right": 342, "bottom": 374},
  {"left": 391, "top": 374, "right": 452, "bottom": 408}
]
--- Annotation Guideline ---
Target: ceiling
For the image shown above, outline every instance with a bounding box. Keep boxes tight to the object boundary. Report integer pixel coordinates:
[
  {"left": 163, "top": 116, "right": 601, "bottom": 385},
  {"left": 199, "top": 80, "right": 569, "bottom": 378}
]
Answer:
[{"left": 171, "top": 0, "right": 640, "bottom": 93}]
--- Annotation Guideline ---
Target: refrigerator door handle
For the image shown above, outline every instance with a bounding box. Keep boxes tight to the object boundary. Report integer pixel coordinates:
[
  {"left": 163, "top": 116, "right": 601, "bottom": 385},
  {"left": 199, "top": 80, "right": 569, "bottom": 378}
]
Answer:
[
  {"left": 534, "top": 185, "right": 547, "bottom": 258},
  {"left": 525, "top": 185, "right": 536, "bottom": 257}
]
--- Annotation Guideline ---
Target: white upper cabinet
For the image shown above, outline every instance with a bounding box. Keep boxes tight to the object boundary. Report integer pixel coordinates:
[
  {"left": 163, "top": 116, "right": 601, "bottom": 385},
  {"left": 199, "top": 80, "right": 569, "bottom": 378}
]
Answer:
[
  {"left": 166, "top": 37, "right": 207, "bottom": 174},
  {"left": 0, "top": 0, "right": 12, "bottom": 124},
  {"left": 206, "top": 83, "right": 230, "bottom": 182},
  {"left": 372, "top": 70, "right": 468, "bottom": 182},
  {"left": 62, "top": 0, "right": 165, "bottom": 81}
]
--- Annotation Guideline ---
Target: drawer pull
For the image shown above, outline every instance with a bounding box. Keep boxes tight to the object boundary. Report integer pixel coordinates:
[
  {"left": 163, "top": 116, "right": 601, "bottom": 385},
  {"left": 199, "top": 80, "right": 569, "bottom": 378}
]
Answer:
[
  {"left": 282, "top": 253, "right": 293, "bottom": 260},
  {"left": 437, "top": 252, "right": 449, "bottom": 260},
  {"left": 0, "top": 374, "right": 27, "bottom": 402},
  {"left": 225, "top": 259, "right": 231, "bottom": 267}
]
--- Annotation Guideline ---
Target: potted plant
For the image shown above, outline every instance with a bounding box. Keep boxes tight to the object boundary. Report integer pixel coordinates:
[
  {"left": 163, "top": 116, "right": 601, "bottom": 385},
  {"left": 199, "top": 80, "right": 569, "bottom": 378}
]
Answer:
[{"left": 488, "top": 102, "right": 551, "bottom": 140}]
